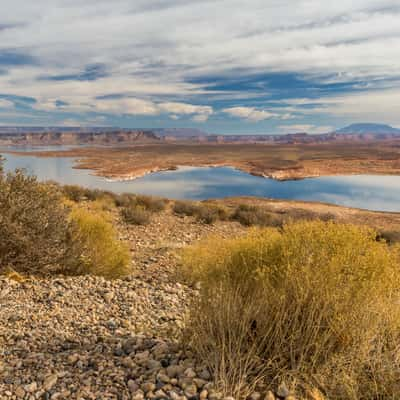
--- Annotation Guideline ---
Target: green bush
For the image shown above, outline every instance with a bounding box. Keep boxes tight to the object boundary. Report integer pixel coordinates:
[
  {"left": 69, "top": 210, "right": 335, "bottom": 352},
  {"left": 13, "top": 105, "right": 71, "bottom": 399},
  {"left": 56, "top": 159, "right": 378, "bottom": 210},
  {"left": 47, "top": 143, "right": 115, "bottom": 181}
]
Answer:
[
  {"left": 70, "top": 207, "right": 131, "bottom": 278},
  {"left": 231, "top": 204, "right": 283, "bottom": 227},
  {"left": 182, "top": 221, "right": 400, "bottom": 399},
  {"left": 121, "top": 204, "right": 151, "bottom": 225},
  {"left": 0, "top": 170, "right": 82, "bottom": 275}
]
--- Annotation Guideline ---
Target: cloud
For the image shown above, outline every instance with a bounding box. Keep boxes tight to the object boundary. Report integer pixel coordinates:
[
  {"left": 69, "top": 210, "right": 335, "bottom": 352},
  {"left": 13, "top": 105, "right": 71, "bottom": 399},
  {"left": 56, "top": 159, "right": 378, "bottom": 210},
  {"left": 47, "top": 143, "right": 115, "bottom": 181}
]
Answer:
[
  {"left": 222, "top": 107, "right": 278, "bottom": 122},
  {"left": 1, "top": 1, "right": 400, "bottom": 128},
  {"left": 0, "top": 49, "right": 36, "bottom": 66},
  {"left": 278, "top": 124, "right": 334, "bottom": 134},
  {"left": 0, "top": 98, "right": 14, "bottom": 108}
]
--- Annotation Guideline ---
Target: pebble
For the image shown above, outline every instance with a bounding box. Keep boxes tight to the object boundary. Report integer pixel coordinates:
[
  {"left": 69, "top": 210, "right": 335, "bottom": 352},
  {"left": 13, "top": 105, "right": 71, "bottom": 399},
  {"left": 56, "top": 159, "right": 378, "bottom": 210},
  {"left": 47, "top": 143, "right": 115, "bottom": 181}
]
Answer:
[
  {"left": 265, "top": 391, "right": 275, "bottom": 400},
  {"left": 277, "top": 382, "right": 290, "bottom": 398},
  {"left": 43, "top": 374, "right": 58, "bottom": 391}
]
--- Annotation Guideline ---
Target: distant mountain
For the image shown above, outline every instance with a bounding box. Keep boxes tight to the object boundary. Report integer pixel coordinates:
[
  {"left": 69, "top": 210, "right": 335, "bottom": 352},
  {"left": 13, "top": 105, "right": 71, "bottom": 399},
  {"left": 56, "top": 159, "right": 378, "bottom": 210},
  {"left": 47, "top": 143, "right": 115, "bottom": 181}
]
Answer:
[
  {"left": 334, "top": 123, "right": 400, "bottom": 135},
  {"left": 152, "top": 128, "right": 210, "bottom": 137},
  {"left": 0, "top": 130, "right": 160, "bottom": 145}
]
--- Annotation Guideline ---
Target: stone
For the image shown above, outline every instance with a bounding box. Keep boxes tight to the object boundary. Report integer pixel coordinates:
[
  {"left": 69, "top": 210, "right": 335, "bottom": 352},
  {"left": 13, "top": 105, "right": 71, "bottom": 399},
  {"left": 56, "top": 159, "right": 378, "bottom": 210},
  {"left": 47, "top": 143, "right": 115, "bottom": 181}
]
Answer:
[
  {"left": 43, "top": 374, "right": 58, "bottom": 391},
  {"left": 264, "top": 391, "right": 275, "bottom": 400},
  {"left": 277, "top": 383, "right": 290, "bottom": 398},
  {"left": 141, "top": 382, "right": 156, "bottom": 393},
  {"left": 200, "top": 390, "right": 208, "bottom": 399},
  {"left": 128, "top": 379, "right": 140, "bottom": 393},
  {"left": 122, "top": 337, "right": 137, "bottom": 354},
  {"left": 67, "top": 353, "right": 79, "bottom": 364},
  {"left": 103, "top": 292, "right": 114, "bottom": 303},
  {"left": 169, "top": 391, "right": 181, "bottom": 400},
  {"left": 184, "top": 368, "right": 197, "bottom": 378},
  {"left": 184, "top": 384, "right": 198, "bottom": 398},
  {"left": 132, "top": 391, "right": 145, "bottom": 400},
  {"left": 198, "top": 369, "right": 211, "bottom": 381},
  {"left": 167, "top": 365, "right": 183, "bottom": 378},
  {"left": 15, "top": 387, "right": 25, "bottom": 398},
  {"left": 24, "top": 382, "right": 38, "bottom": 393},
  {"left": 154, "top": 389, "right": 167, "bottom": 398}
]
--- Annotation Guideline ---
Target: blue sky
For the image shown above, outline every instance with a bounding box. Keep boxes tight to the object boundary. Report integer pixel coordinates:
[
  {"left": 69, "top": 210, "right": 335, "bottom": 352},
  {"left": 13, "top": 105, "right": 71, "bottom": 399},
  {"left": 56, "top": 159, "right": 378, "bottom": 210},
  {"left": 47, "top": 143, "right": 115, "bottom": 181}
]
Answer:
[{"left": 0, "top": 0, "right": 400, "bottom": 134}]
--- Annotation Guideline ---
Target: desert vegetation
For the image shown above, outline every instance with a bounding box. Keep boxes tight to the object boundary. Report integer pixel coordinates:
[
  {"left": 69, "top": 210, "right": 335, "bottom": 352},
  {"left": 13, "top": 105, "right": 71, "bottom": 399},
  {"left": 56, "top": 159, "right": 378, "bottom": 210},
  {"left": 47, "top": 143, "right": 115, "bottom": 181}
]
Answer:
[
  {"left": 182, "top": 221, "right": 400, "bottom": 399},
  {"left": 0, "top": 164, "right": 131, "bottom": 278}
]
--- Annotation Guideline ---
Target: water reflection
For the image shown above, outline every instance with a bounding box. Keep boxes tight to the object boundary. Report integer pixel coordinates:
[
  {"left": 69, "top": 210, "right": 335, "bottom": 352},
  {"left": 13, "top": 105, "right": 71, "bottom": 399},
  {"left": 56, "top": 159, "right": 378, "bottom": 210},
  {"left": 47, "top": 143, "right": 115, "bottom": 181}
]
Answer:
[{"left": 2, "top": 150, "right": 400, "bottom": 212}]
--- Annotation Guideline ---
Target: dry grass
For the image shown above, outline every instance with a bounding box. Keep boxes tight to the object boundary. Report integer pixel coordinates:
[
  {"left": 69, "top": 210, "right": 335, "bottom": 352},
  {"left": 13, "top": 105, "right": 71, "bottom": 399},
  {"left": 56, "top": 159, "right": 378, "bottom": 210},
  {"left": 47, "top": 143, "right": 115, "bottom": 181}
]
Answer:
[
  {"left": 70, "top": 207, "right": 131, "bottom": 278},
  {"left": 182, "top": 221, "right": 400, "bottom": 399}
]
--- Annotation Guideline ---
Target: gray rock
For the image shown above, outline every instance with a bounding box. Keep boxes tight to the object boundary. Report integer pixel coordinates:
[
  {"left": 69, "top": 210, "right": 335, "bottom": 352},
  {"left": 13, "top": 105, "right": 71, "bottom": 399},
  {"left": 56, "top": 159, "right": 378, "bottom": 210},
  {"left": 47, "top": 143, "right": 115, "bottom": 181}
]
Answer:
[{"left": 277, "top": 383, "right": 290, "bottom": 398}]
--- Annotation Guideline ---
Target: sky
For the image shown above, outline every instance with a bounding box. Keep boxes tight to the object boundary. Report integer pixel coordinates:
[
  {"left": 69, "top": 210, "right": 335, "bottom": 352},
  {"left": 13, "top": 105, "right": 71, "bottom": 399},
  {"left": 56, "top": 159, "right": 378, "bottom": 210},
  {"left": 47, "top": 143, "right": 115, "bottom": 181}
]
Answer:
[{"left": 0, "top": 0, "right": 400, "bottom": 134}]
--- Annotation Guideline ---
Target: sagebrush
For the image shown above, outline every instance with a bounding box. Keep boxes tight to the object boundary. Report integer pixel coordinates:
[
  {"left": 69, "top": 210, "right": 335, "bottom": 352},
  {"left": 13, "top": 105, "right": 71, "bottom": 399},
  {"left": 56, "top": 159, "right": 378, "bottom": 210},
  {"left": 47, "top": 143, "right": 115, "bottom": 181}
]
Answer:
[
  {"left": 182, "top": 221, "right": 400, "bottom": 399},
  {"left": 0, "top": 169, "right": 81, "bottom": 275}
]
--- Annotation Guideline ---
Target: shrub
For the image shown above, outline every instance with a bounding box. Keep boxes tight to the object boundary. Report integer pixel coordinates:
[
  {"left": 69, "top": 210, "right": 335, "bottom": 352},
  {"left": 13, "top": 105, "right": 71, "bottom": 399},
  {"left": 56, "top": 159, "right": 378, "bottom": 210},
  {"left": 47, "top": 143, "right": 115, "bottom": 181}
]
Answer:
[
  {"left": 115, "top": 193, "right": 135, "bottom": 208},
  {"left": 115, "top": 193, "right": 167, "bottom": 213},
  {"left": 120, "top": 205, "right": 151, "bottom": 225},
  {"left": 70, "top": 207, "right": 131, "bottom": 278},
  {"left": 378, "top": 230, "right": 400, "bottom": 244},
  {"left": 134, "top": 194, "right": 167, "bottom": 212},
  {"left": 182, "top": 221, "right": 400, "bottom": 399},
  {"left": 196, "top": 204, "right": 230, "bottom": 225},
  {"left": 173, "top": 200, "right": 200, "bottom": 217},
  {"left": 62, "top": 184, "right": 90, "bottom": 202},
  {"left": 231, "top": 204, "right": 283, "bottom": 227},
  {"left": 0, "top": 170, "right": 81, "bottom": 275},
  {"left": 63, "top": 185, "right": 116, "bottom": 204}
]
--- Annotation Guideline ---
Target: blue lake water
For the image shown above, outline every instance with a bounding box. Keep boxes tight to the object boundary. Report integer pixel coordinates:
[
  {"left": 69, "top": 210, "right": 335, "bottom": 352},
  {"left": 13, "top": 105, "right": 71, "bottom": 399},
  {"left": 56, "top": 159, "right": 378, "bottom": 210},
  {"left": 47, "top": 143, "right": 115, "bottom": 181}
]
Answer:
[{"left": 1, "top": 147, "right": 400, "bottom": 212}]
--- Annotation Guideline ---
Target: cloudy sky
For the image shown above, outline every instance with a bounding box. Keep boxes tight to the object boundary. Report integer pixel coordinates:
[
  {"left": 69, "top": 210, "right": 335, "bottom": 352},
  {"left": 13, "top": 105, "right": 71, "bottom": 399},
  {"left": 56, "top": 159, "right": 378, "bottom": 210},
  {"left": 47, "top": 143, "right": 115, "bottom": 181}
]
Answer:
[{"left": 1, "top": 0, "right": 400, "bottom": 134}]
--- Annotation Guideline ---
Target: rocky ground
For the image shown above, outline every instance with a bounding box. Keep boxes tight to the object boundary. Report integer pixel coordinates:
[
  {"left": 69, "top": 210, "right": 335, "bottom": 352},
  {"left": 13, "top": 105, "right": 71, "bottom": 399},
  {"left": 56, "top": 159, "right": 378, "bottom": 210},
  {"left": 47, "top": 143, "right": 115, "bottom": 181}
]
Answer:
[
  {"left": 0, "top": 212, "right": 252, "bottom": 400},
  {"left": 2, "top": 200, "right": 397, "bottom": 400}
]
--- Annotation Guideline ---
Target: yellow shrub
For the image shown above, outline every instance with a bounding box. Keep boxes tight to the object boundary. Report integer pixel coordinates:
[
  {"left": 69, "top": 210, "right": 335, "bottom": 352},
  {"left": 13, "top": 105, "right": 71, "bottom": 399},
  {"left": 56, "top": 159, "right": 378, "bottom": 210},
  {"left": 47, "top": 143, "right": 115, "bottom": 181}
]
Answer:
[
  {"left": 70, "top": 207, "right": 131, "bottom": 279},
  {"left": 182, "top": 221, "right": 400, "bottom": 399}
]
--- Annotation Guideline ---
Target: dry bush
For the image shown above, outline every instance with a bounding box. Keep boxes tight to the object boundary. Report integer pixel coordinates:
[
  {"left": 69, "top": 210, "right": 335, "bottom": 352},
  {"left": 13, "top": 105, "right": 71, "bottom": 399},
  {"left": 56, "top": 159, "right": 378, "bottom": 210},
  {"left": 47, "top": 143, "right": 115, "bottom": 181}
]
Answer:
[
  {"left": 134, "top": 194, "right": 167, "bottom": 212},
  {"left": 173, "top": 200, "right": 229, "bottom": 224},
  {"left": 115, "top": 193, "right": 167, "bottom": 213},
  {"left": 115, "top": 193, "right": 135, "bottom": 208},
  {"left": 62, "top": 184, "right": 116, "bottom": 204},
  {"left": 196, "top": 204, "right": 230, "bottom": 225},
  {"left": 231, "top": 204, "right": 283, "bottom": 227},
  {"left": 378, "top": 230, "right": 400, "bottom": 245},
  {"left": 121, "top": 204, "right": 151, "bottom": 225},
  {"left": 182, "top": 221, "right": 400, "bottom": 399},
  {"left": 173, "top": 200, "right": 200, "bottom": 216},
  {"left": 0, "top": 170, "right": 82, "bottom": 275},
  {"left": 70, "top": 207, "right": 131, "bottom": 278}
]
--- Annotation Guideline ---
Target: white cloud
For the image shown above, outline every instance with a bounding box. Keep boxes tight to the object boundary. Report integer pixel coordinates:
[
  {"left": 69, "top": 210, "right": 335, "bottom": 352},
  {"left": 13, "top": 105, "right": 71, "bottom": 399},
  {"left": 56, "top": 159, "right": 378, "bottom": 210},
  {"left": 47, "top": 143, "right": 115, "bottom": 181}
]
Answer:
[
  {"left": 0, "top": 99, "right": 14, "bottom": 108},
  {"left": 222, "top": 107, "right": 278, "bottom": 122},
  {"left": 278, "top": 124, "right": 334, "bottom": 134},
  {"left": 1, "top": 0, "right": 400, "bottom": 125}
]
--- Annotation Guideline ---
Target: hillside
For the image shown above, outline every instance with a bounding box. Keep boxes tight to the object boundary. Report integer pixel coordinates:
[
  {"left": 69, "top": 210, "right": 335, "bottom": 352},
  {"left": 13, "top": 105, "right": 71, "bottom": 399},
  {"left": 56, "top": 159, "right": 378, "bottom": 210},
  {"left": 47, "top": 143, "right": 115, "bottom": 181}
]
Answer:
[{"left": 2, "top": 192, "right": 400, "bottom": 399}]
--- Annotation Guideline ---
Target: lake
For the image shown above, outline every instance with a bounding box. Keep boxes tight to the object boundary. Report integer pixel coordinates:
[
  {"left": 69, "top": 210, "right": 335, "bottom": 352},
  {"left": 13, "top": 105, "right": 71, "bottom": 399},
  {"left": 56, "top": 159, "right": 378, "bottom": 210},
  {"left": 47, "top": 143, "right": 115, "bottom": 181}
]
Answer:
[{"left": 1, "top": 147, "right": 400, "bottom": 212}]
